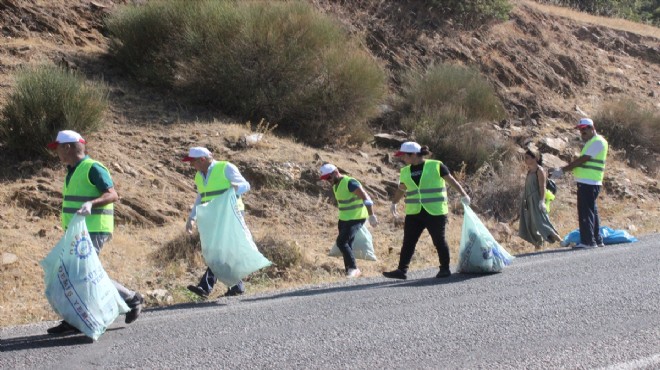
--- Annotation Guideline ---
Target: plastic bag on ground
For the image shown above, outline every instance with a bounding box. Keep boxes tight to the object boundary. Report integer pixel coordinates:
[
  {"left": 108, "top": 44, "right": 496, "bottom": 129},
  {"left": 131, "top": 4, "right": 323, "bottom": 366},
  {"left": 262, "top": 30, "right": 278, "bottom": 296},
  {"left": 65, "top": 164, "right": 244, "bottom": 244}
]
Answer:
[
  {"left": 328, "top": 224, "right": 377, "bottom": 261},
  {"left": 196, "top": 190, "right": 271, "bottom": 287},
  {"left": 458, "top": 204, "right": 514, "bottom": 273},
  {"left": 561, "top": 226, "right": 638, "bottom": 246},
  {"left": 41, "top": 215, "right": 129, "bottom": 340}
]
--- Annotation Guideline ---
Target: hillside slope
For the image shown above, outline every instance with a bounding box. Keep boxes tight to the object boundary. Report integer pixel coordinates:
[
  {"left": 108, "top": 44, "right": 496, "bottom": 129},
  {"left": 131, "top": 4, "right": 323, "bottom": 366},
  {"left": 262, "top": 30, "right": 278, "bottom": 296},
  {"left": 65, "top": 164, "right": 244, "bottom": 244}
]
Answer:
[{"left": 0, "top": 0, "right": 658, "bottom": 326}]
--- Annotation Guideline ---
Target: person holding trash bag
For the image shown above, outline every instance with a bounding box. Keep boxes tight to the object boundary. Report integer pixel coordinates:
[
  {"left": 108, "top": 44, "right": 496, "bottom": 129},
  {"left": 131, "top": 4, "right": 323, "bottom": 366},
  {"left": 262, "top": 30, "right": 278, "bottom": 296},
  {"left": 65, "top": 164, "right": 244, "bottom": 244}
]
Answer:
[
  {"left": 319, "top": 163, "right": 379, "bottom": 278},
  {"left": 184, "top": 147, "right": 250, "bottom": 298},
  {"left": 518, "top": 149, "right": 562, "bottom": 249},
  {"left": 551, "top": 118, "right": 608, "bottom": 249},
  {"left": 383, "top": 142, "right": 470, "bottom": 280},
  {"left": 46, "top": 130, "right": 144, "bottom": 334}
]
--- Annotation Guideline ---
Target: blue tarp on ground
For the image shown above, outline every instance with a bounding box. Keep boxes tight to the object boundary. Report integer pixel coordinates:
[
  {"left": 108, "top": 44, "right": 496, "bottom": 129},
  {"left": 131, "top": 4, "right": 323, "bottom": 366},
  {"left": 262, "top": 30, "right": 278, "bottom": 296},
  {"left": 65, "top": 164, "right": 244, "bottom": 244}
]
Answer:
[{"left": 562, "top": 226, "right": 638, "bottom": 246}]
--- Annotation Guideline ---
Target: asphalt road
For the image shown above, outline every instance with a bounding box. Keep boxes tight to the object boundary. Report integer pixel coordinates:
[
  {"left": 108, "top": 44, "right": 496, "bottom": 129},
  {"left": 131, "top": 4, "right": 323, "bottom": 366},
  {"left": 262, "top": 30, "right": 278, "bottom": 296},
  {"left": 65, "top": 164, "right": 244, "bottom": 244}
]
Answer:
[{"left": 2, "top": 235, "right": 659, "bottom": 369}]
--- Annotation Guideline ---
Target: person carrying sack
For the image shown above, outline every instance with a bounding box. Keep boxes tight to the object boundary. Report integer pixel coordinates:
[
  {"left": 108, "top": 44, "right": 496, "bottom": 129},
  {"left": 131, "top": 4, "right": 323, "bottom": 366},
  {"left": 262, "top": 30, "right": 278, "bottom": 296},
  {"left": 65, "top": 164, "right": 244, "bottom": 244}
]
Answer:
[
  {"left": 319, "top": 163, "right": 379, "bottom": 278},
  {"left": 383, "top": 142, "right": 471, "bottom": 280},
  {"left": 184, "top": 147, "right": 250, "bottom": 298}
]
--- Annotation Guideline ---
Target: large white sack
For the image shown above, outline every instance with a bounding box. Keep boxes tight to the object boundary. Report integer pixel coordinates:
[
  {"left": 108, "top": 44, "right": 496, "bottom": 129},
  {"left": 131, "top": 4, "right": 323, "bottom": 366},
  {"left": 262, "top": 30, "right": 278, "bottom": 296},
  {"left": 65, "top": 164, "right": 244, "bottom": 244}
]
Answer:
[
  {"left": 328, "top": 224, "right": 377, "bottom": 261},
  {"left": 196, "top": 190, "right": 271, "bottom": 287},
  {"left": 41, "top": 215, "right": 129, "bottom": 340}
]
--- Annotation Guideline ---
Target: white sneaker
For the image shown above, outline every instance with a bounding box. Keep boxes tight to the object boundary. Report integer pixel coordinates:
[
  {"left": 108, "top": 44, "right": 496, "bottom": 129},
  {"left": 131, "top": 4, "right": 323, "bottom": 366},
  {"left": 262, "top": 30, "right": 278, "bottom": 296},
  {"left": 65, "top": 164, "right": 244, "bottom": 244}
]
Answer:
[
  {"left": 559, "top": 240, "right": 569, "bottom": 248},
  {"left": 346, "top": 268, "right": 361, "bottom": 278},
  {"left": 597, "top": 242, "right": 605, "bottom": 248},
  {"left": 573, "top": 243, "right": 596, "bottom": 249}
]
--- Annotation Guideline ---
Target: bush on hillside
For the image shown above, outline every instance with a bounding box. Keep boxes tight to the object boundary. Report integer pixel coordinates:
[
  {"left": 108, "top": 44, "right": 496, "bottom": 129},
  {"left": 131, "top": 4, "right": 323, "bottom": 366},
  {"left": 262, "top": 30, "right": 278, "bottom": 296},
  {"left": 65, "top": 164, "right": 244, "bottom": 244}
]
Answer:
[
  {"left": 536, "top": 0, "right": 660, "bottom": 26},
  {"left": 0, "top": 64, "right": 107, "bottom": 159},
  {"left": 430, "top": 0, "right": 513, "bottom": 25},
  {"left": 399, "top": 64, "right": 511, "bottom": 172},
  {"left": 594, "top": 98, "right": 660, "bottom": 172},
  {"left": 106, "top": 0, "right": 386, "bottom": 145}
]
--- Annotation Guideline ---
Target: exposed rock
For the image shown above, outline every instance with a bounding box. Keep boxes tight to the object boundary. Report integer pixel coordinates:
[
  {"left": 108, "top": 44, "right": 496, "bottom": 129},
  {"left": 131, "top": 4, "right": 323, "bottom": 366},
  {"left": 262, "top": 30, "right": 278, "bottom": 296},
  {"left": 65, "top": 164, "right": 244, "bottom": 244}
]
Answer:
[
  {"left": 146, "top": 289, "right": 173, "bottom": 305},
  {"left": 541, "top": 153, "right": 567, "bottom": 170},
  {"left": 538, "top": 137, "right": 566, "bottom": 155},
  {"left": 373, "top": 133, "right": 407, "bottom": 148},
  {"left": 2, "top": 253, "right": 18, "bottom": 266}
]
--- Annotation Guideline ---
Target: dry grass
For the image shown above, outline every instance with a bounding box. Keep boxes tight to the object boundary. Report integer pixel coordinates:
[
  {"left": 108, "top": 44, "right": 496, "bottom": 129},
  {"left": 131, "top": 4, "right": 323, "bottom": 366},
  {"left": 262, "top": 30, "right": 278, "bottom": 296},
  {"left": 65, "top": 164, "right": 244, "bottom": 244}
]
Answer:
[{"left": 519, "top": 0, "right": 660, "bottom": 38}]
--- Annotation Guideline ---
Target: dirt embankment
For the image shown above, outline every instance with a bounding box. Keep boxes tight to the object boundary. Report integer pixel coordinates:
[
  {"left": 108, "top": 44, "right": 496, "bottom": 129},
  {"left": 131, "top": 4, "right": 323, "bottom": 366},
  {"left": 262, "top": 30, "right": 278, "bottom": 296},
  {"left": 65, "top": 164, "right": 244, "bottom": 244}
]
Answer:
[{"left": 1, "top": 0, "right": 659, "bottom": 327}]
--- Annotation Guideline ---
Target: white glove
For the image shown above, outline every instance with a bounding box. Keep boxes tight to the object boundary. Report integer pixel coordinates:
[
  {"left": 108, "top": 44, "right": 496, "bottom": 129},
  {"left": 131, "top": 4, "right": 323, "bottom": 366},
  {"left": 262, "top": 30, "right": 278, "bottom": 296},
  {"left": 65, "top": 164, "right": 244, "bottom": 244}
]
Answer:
[
  {"left": 551, "top": 168, "right": 564, "bottom": 179},
  {"left": 538, "top": 200, "right": 546, "bottom": 213},
  {"left": 186, "top": 218, "right": 195, "bottom": 235},
  {"left": 390, "top": 203, "right": 400, "bottom": 218},
  {"left": 368, "top": 214, "right": 379, "bottom": 227},
  {"left": 461, "top": 196, "right": 471, "bottom": 206},
  {"left": 77, "top": 201, "right": 93, "bottom": 216}
]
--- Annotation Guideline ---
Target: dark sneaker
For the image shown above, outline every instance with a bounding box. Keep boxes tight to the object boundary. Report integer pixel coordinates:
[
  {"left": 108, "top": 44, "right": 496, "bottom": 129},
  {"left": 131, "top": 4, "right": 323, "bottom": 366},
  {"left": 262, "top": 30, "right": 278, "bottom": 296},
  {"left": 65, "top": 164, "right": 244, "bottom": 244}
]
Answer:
[
  {"left": 187, "top": 285, "right": 209, "bottom": 298},
  {"left": 382, "top": 269, "right": 407, "bottom": 280},
  {"left": 435, "top": 268, "right": 451, "bottom": 278},
  {"left": 125, "top": 293, "right": 144, "bottom": 324},
  {"left": 47, "top": 321, "right": 80, "bottom": 335},
  {"left": 224, "top": 287, "right": 245, "bottom": 297}
]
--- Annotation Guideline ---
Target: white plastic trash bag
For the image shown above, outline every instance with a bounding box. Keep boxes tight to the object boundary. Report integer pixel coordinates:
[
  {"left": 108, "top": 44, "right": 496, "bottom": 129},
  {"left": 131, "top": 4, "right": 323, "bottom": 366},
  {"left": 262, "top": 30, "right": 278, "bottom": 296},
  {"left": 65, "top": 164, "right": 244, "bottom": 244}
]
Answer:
[
  {"left": 328, "top": 224, "right": 377, "bottom": 261},
  {"left": 41, "top": 215, "right": 129, "bottom": 340},
  {"left": 196, "top": 190, "right": 271, "bottom": 287},
  {"left": 458, "top": 204, "right": 514, "bottom": 273}
]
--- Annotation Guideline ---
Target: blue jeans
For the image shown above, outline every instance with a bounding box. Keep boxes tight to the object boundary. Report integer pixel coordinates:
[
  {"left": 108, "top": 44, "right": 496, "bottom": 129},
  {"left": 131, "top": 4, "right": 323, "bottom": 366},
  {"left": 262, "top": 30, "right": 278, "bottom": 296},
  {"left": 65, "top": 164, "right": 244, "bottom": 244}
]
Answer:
[
  {"left": 577, "top": 183, "right": 603, "bottom": 246},
  {"left": 336, "top": 219, "right": 366, "bottom": 271},
  {"left": 198, "top": 268, "right": 244, "bottom": 294}
]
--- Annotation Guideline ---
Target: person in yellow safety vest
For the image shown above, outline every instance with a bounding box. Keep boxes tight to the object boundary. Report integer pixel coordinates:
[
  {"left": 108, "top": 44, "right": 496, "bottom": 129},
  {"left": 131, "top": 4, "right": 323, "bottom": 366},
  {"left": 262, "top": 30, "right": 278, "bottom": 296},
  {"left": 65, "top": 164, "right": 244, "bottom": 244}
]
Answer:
[
  {"left": 552, "top": 118, "right": 609, "bottom": 249},
  {"left": 383, "top": 142, "right": 471, "bottom": 280},
  {"left": 45, "top": 130, "right": 144, "bottom": 335},
  {"left": 319, "top": 163, "right": 379, "bottom": 278},
  {"left": 518, "top": 148, "right": 561, "bottom": 249},
  {"left": 183, "top": 147, "right": 251, "bottom": 298}
]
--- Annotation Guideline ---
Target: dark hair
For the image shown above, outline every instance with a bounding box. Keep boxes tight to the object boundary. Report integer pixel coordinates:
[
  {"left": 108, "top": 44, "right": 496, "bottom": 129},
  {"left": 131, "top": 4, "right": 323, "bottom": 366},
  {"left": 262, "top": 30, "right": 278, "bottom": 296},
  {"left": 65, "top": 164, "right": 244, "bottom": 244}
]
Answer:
[
  {"left": 525, "top": 148, "right": 543, "bottom": 166},
  {"left": 417, "top": 145, "right": 430, "bottom": 157}
]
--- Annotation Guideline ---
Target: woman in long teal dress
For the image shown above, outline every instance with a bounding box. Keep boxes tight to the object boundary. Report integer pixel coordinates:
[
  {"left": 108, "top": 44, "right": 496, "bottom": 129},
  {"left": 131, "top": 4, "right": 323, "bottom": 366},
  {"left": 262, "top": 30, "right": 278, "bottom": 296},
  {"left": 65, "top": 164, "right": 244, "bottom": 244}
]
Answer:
[{"left": 518, "top": 149, "right": 561, "bottom": 249}]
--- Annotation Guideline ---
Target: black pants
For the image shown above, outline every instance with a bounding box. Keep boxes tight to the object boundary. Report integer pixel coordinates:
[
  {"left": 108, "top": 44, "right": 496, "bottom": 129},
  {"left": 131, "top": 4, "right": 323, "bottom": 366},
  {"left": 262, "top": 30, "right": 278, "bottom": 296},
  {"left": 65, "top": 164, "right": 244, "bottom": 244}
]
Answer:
[
  {"left": 336, "top": 219, "right": 366, "bottom": 271},
  {"left": 198, "top": 268, "right": 244, "bottom": 294},
  {"left": 577, "top": 183, "right": 603, "bottom": 246},
  {"left": 398, "top": 209, "right": 449, "bottom": 273}
]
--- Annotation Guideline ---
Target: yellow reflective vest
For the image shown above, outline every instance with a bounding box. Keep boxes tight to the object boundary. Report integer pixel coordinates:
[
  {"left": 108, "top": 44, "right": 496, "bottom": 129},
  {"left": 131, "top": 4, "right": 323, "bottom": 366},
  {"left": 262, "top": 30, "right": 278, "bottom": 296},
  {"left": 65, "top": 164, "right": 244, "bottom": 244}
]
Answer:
[
  {"left": 61, "top": 158, "right": 114, "bottom": 232},
  {"left": 400, "top": 160, "right": 448, "bottom": 216},
  {"left": 573, "top": 135, "right": 608, "bottom": 182},
  {"left": 194, "top": 161, "right": 245, "bottom": 211},
  {"left": 333, "top": 176, "right": 368, "bottom": 221}
]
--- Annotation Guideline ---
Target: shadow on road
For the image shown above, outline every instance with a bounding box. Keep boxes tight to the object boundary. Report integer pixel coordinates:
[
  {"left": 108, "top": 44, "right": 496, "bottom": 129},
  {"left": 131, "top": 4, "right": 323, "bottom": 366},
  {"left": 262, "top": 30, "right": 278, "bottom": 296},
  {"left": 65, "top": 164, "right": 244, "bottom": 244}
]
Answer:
[
  {"left": 144, "top": 300, "right": 226, "bottom": 314},
  {"left": 242, "top": 280, "right": 400, "bottom": 303},
  {"left": 388, "top": 273, "right": 487, "bottom": 288},
  {"left": 515, "top": 247, "right": 577, "bottom": 258},
  {"left": 0, "top": 327, "right": 125, "bottom": 351}
]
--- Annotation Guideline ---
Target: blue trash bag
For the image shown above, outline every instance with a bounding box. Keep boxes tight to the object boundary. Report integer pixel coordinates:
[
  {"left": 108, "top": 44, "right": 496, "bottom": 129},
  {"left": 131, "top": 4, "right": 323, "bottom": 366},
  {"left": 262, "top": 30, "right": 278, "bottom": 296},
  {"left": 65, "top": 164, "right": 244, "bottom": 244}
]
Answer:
[
  {"left": 41, "top": 215, "right": 129, "bottom": 340},
  {"left": 458, "top": 204, "right": 514, "bottom": 273},
  {"left": 561, "top": 226, "right": 638, "bottom": 246},
  {"left": 328, "top": 224, "right": 377, "bottom": 261},
  {"left": 196, "top": 189, "right": 272, "bottom": 287}
]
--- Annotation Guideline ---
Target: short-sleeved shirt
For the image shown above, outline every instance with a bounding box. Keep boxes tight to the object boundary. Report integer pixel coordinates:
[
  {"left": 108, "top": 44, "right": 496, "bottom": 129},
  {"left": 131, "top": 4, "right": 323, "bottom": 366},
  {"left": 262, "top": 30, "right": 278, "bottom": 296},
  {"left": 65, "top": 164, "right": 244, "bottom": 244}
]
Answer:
[
  {"left": 408, "top": 161, "right": 450, "bottom": 186},
  {"left": 66, "top": 155, "right": 114, "bottom": 192},
  {"left": 347, "top": 179, "right": 360, "bottom": 192},
  {"left": 577, "top": 139, "right": 605, "bottom": 186}
]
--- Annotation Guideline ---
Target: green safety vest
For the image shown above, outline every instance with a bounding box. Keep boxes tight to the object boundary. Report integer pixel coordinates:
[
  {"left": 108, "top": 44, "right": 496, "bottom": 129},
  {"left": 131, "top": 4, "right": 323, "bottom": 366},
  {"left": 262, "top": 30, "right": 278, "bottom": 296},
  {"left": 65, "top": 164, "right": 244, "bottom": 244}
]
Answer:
[
  {"left": 400, "top": 160, "right": 448, "bottom": 216},
  {"left": 195, "top": 161, "right": 245, "bottom": 211},
  {"left": 544, "top": 189, "right": 555, "bottom": 213},
  {"left": 573, "top": 135, "right": 608, "bottom": 182},
  {"left": 333, "top": 176, "right": 368, "bottom": 221},
  {"left": 61, "top": 158, "right": 114, "bottom": 232}
]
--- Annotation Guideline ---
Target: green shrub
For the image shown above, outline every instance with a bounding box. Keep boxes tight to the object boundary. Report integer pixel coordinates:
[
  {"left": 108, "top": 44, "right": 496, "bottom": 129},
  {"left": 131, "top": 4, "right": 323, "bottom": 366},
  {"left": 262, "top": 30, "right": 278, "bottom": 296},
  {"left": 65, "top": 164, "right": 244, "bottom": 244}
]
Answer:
[
  {"left": 594, "top": 98, "right": 660, "bottom": 172},
  {"left": 0, "top": 64, "right": 107, "bottom": 159},
  {"left": 400, "top": 64, "right": 509, "bottom": 172},
  {"left": 106, "top": 0, "right": 386, "bottom": 145},
  {"left": 536, "top": 0, "right": 660, "bottom": 26}
]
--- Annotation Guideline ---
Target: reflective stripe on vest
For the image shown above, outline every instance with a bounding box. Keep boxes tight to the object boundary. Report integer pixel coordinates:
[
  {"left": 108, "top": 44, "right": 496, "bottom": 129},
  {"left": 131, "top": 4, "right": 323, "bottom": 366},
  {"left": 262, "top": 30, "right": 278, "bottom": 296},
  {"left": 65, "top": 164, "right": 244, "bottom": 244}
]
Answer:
[
  {"left": 400, "top": 160, "right": 448, "bottom": 216},
  {"left": 61, "top": 158, "right": 114, "bottom": 232},
  {"left": 194, "top": 161, "right": 245, "bottom": 211},
  {"left": 573, "top": 135, "right": 608, "bottom": 182},
  {"left": 333, "top": 176, "right": 368, "bottom": 221}
]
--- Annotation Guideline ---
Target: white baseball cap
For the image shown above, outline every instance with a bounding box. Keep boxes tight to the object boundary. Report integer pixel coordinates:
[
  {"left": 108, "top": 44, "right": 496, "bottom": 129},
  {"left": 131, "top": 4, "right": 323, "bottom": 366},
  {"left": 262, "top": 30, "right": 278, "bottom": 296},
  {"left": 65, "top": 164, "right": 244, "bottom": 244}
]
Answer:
[
  {"left": 47, "top": 130, "right": 86, "bottom": 149},
  {"left": 319, "top": 163, "right": 337, "bottom": 180},
  {"left": 576, "top": 118, "right": 594, "bottom": 129},
  {"left": 182, "top": 147, "right": 212, "bottom": 162},
  {"left": 394, "top": 141, "right": 421, "bottom": 157}
]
